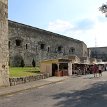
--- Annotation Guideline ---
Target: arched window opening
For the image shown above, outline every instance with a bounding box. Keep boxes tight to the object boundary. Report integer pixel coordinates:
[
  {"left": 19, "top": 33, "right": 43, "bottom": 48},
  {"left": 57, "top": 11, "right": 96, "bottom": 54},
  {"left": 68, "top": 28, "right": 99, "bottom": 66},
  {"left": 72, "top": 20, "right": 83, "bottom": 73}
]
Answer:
[
  {"left": 26, "top": 44, "right": 28, "bottom": 49},
  {"left": 8, "top": 41, "right": 10, "bottom": 49},
  {"left": 16, "top": 39, "right": 21, "bottom": 46},
  {"left": 69, "top": 47, "right": 75, "bottom": 54},
  {"left": 47, "top": 47, "right": 50, "bottom": 52},
  {"left": 40, "top": 44, "right": 45, "bottom": 49},
  {"left": 58, "top": 46, "right": 63, "bottom": 52}
]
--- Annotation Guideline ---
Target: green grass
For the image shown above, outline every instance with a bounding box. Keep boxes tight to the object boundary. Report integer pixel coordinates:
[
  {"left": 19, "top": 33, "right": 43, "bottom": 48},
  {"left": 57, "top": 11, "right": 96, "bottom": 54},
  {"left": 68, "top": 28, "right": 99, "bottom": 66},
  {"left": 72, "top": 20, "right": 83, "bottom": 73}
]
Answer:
[{"left": 9, "top": 67, "right": 40, "bottom": 77}]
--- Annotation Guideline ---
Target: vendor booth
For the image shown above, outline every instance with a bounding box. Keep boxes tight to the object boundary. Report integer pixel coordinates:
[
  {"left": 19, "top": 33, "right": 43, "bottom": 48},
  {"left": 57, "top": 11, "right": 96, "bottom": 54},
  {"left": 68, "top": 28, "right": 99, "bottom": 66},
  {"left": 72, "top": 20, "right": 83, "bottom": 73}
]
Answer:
[
  {"left": 40, "top": 59, "right": 72, "bottom": 77},
  {"left": 68, "top": 55, "right": 80, "bottom": 75},
  {"left": 68, "top": 56, "right": 90, "bottom": 75}
]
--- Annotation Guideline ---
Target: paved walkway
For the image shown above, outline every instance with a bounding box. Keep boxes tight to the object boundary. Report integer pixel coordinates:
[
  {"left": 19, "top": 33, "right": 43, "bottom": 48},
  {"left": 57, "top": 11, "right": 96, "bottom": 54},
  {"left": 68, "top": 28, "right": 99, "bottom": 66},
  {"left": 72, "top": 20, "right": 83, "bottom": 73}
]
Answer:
[
  {"left": 0, "top": 76, "right": 68, "bottom": 96},
  {"left": 0, "top": 71, "right": 107, "bottom": 97}
]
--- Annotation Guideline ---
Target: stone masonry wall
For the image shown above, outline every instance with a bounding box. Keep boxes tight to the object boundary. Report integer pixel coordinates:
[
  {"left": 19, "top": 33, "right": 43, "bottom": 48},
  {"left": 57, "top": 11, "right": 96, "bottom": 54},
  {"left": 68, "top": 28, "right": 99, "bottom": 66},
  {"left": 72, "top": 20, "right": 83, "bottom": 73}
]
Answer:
[
  {"left": 0, "top": 0, "right": 9, "bottom": 86},
  {"left": 8, "top": 20, "right": 87, "bottom": 67},
  {"left": 9, "top": 73, "right": 50, "bottom": 86}
]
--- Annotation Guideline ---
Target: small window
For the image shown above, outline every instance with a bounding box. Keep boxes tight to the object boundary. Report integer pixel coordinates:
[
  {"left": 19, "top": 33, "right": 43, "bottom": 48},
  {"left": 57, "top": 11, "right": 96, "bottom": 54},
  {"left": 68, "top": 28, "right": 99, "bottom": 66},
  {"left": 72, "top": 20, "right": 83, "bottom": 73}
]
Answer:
[
  {"left": 40, "top": 44, "right": 45, "bottom": 49},
  {"left": 58, "top": 46, "right": 62, "bottom": 52},
  {"left": 69, "top": 47, "right": 75, "bottom": 53},
  {"left": 8, "top": 41, "right": 10, "bottom": 49},
  {"left": 16, "top": 39, "right": 21, "bottom": 46},
  {"left": 71, "top": 48, "right": 75, "bottom": 52},
  {"left": 54, "top": 48, "right": 57, "bottom": 53},
  {"left": 26, "top": 44, "right": 28, "bottom": 49},
  {"left": 35, "top": 45, "right": 38, "bottom": 51},
  {"left": 47, "top": 47, "right": 50, "bottom": 52}
]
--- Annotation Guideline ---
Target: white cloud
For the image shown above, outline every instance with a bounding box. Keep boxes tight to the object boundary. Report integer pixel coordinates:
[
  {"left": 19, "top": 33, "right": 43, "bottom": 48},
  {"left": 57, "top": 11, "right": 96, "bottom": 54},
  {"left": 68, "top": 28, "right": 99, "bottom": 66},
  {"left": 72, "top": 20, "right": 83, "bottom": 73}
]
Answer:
[
  {"left": 91, "top": 20, "right": 107, "bottom": 47},
  {"left": 46, "top": 16, "right": 107, "bottom": 47},
  {"left": 47, "top": 19, "right": 73, "bottom": 33}
]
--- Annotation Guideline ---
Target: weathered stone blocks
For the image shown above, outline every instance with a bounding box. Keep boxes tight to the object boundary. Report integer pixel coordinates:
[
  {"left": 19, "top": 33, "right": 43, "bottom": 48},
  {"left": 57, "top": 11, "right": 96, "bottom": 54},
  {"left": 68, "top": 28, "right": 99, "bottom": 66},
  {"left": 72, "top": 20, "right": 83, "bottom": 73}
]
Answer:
[
  {"left": 8, "top": 20, "right": 87, "bottom": 67},
  {"left": 9, "top": 73, "right": 50, "bottom": 86},
  {"left": 0, "top": 0, "right": 9, "bottom": 87}
]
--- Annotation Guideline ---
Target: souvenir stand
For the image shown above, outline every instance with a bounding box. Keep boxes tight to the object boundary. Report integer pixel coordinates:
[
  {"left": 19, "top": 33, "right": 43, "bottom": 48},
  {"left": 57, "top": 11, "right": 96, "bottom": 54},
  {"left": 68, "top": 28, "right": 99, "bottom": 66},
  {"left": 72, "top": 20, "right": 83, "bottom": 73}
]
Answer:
[
  {"left": 40, "top": 58, "right": 72, "bottom": 77},
  {"left": 68, "top": 55, "right": 80, "bottom": 75}
]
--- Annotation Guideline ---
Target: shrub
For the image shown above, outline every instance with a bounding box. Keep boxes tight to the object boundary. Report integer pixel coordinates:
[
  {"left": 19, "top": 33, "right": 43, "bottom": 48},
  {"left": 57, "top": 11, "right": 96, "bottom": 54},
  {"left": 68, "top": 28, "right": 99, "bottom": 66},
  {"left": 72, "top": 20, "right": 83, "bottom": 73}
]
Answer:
[
  {"left": 32, "top": 59, "right": 36, "bottom": 67},
  {"left": 20, "top": 59, "right": 25, "bottom": 67}
]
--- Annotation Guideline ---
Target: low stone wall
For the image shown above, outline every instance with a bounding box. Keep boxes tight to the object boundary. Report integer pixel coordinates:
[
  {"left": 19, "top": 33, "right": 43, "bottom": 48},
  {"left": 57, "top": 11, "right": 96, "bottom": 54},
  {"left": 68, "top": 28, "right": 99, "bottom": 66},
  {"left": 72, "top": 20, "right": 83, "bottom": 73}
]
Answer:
[{"left": 9, "top": 73, "right": 50, "bottom": 86}]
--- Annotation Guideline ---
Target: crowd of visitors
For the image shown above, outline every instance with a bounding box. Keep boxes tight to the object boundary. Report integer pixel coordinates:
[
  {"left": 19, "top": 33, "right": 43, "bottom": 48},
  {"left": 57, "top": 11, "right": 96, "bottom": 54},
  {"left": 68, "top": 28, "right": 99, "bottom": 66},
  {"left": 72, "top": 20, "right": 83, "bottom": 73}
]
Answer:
[
  {"left": 92, "top": 64, "right": 103, "bottom": 77},
  {"left": 72, "top": 64, "right": 105, "bottom": 77}
]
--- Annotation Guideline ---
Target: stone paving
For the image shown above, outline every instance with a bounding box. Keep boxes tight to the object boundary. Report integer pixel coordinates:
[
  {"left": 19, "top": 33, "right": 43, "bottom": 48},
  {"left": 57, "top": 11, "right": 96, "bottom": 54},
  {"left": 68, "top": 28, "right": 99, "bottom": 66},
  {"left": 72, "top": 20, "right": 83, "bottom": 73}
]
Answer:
[
  {"left": 0, "top": 72, "right": 107, "bottom": 107},
  {"left": 0, "top": 76, "right": 68, "bottom": 96},
  {"left": 0, "top": 71, "right": 107, "bottom": 97}
]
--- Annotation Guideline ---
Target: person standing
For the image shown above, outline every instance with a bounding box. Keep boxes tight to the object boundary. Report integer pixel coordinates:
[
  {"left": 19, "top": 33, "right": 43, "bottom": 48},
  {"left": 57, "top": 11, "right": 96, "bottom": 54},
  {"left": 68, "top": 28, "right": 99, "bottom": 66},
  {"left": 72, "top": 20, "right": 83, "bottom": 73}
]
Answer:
[{"left": 92, "top": 64, "right": 98, "bottom": 77}]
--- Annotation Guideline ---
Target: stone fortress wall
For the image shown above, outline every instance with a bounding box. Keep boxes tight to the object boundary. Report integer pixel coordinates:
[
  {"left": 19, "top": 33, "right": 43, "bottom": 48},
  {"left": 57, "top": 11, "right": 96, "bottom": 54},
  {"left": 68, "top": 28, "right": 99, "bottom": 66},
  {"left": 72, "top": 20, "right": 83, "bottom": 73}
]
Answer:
[
  {"left": 8, "top": 20, "right": 88, "bottom": 67},
  {"left": 0, "top": 0, "right": 9, "bottom": 86},
  {"left": 0, "top": 0, "right": 106, "bottom": 87}
]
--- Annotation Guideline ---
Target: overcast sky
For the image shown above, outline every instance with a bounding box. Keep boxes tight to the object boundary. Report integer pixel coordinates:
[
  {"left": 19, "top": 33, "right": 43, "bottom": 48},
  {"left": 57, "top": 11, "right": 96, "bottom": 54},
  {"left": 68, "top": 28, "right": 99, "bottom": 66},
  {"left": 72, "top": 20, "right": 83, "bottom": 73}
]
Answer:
[{"left": 8, "top": 0, "right": 107, "bottom": 47}]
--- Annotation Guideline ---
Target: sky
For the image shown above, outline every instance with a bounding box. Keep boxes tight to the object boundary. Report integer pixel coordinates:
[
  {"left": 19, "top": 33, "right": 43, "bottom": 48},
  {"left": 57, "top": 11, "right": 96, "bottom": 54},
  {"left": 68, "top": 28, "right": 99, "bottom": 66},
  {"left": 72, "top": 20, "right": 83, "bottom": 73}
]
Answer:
[{"left": 8, "top": 0, "right": 107, "bottom": 47}]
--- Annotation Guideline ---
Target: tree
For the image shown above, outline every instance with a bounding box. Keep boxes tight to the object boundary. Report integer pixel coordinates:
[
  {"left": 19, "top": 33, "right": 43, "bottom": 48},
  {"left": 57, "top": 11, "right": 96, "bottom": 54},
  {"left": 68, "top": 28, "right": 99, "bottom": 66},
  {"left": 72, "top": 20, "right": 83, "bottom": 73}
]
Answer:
[
  {"left": 99, "top": 3, "right": 107, "bottom": 17},
  {"left": 32, "top": 59, "right": 36, "bottom": 67},
  {"left": 20, "top": 59, "right": 25, "bottom": 67}
]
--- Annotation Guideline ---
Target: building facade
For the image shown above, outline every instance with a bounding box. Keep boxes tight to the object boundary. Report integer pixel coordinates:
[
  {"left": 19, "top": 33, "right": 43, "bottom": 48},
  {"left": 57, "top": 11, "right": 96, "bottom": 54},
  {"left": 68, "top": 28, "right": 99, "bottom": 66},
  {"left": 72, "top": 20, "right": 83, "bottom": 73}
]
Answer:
[
  {"left": 0, "top": 0, "right": 9, "bottom": 86},
  {"left": 9, "top": 20, "right": 88, "bottom": 67},
  {"left": 88, "top": 47, "right": 107, "bottom": 61}
]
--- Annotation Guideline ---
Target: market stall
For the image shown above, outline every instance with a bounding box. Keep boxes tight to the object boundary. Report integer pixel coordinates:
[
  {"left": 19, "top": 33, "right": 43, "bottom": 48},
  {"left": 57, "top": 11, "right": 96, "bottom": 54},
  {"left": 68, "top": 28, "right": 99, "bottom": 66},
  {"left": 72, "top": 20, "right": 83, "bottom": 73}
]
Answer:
[{"left": 40, "top": 58, "right": 72, "bottom": 77}]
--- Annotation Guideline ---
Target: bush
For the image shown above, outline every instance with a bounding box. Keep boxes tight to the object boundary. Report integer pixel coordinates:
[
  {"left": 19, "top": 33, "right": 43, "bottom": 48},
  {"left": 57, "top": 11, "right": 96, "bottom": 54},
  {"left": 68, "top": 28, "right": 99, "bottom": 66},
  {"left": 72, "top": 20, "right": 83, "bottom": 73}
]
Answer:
[
  {"left": 32, "top": 59, "right": 36, "bottom": 67},
  {"left": 20, "top": 59, "right": 25, "bottom": 67}
]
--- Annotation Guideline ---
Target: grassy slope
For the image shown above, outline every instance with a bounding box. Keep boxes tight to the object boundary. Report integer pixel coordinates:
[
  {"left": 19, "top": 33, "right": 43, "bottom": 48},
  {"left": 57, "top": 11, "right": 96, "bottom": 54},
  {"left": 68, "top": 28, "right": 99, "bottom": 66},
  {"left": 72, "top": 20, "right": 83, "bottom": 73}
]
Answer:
[{"left": 9, "top": 67, "right": 40, "bottom": 77}]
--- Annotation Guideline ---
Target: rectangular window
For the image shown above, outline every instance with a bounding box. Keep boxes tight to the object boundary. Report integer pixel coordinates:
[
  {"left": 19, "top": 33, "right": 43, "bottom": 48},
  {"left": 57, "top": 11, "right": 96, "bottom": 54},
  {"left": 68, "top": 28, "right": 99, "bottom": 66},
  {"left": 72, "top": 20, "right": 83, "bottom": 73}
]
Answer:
[
  {"left": 40, "top": 44, "right": 45, "bottom": 49},
  {"left": 26, "top": 44, "right": 28, "bottom": 49},
  {"left": 16, "top": 39, "right": 21, "bottom": 46}
]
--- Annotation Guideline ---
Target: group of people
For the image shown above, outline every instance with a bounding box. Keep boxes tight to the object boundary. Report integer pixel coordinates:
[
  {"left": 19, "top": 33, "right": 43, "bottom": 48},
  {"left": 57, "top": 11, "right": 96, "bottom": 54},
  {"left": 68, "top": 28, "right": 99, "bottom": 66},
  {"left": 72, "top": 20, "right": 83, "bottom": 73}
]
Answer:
[
  {"left": 72, "top": 64, "right": 104, "bottom": 77},
  {"left": 92, "top": 64, "right": 103, "bottom": 77}
]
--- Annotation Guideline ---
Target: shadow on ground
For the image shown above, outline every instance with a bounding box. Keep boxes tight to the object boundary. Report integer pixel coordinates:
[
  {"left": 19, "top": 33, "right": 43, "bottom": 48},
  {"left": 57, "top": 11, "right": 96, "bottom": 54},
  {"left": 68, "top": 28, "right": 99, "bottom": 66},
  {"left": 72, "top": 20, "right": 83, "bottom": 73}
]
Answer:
[{"left": 51, "top": 81, "right": 107, "bottom": 107}]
